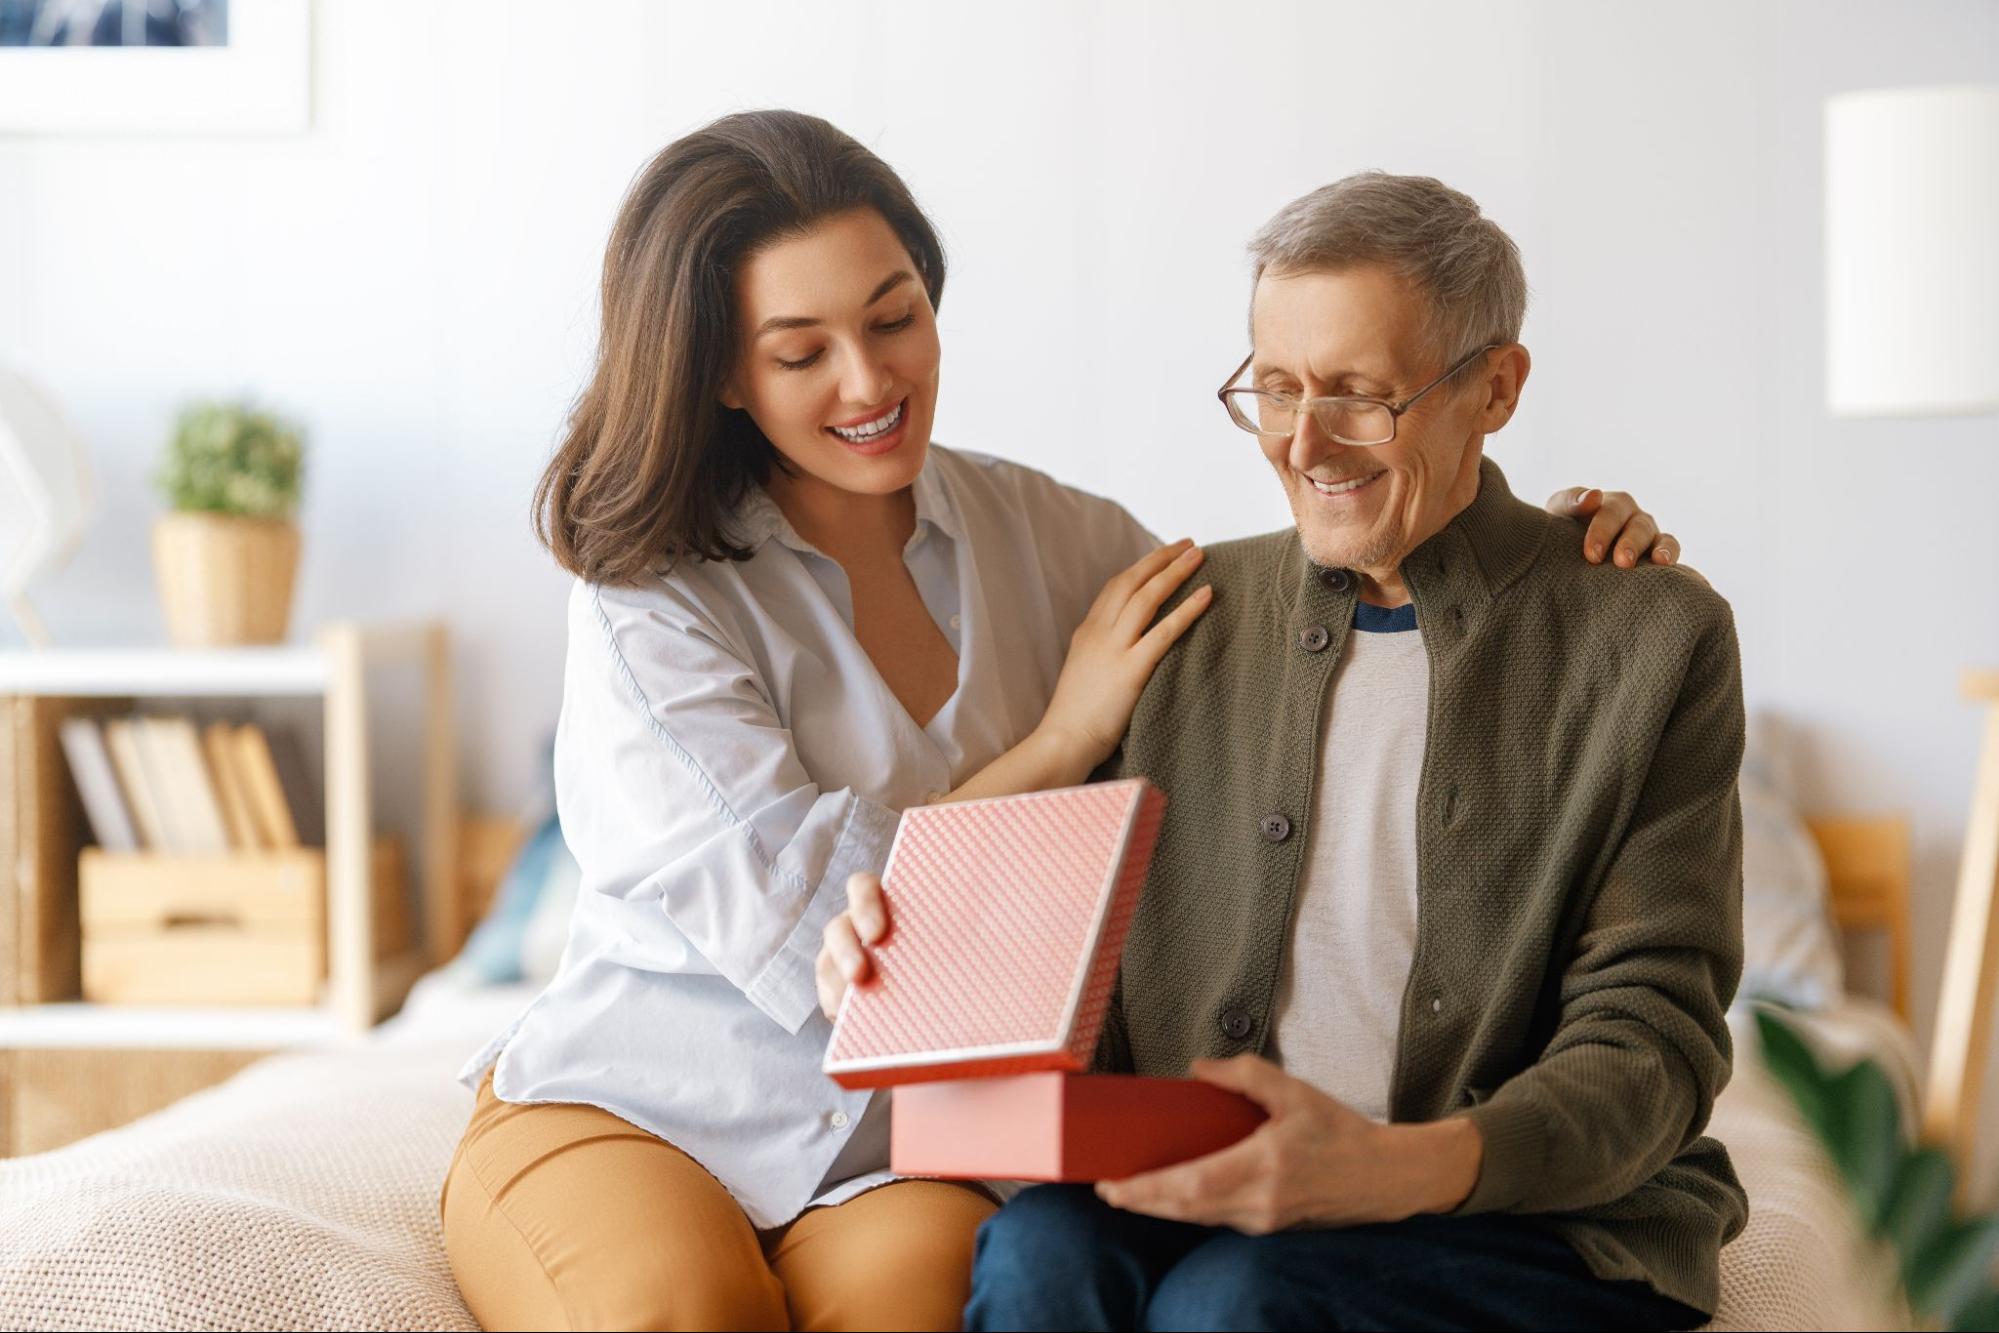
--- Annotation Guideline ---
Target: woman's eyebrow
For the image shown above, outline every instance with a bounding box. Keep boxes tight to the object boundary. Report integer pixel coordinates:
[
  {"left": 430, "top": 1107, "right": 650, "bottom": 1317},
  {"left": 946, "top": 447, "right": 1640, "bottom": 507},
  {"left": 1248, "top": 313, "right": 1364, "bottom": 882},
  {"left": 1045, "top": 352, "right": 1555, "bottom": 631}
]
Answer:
[
  {"left": 865, "top": 270, "right": 914, "bottom": 305},
  {"left": 753, "top": 270, "right": 915, "bottom": 338}
]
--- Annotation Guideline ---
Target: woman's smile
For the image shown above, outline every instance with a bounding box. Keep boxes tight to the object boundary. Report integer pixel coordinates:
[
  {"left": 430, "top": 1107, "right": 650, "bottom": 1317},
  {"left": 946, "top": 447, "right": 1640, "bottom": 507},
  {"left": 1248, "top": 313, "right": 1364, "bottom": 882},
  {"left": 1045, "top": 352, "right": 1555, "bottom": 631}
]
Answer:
[{"left": 826, "top": 398, "right": 909, "bottom": 455}]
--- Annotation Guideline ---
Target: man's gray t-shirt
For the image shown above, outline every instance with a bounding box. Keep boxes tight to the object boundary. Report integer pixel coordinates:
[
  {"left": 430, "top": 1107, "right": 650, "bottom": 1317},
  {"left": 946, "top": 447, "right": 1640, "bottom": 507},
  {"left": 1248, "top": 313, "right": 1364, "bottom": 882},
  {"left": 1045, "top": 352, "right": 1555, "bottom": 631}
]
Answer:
[{"left": 1267, "top": 601, "right": 1427, "bottom": 1121}]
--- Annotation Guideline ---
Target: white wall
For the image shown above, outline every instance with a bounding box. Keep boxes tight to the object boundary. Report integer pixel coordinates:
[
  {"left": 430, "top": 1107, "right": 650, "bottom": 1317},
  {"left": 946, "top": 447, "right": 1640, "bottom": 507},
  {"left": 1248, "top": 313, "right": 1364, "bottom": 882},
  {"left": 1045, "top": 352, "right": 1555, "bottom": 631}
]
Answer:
[{"left": 4, "top": 0, "right": 1999, "bottom": 1149}]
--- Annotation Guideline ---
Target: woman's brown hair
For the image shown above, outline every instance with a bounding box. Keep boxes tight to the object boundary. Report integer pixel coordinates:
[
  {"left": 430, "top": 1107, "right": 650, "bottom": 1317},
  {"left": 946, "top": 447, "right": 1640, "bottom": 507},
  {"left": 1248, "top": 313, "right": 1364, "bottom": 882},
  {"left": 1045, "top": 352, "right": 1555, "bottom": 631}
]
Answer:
[{"left": 533, "top": 110, "right": 947, "bottom": 583}]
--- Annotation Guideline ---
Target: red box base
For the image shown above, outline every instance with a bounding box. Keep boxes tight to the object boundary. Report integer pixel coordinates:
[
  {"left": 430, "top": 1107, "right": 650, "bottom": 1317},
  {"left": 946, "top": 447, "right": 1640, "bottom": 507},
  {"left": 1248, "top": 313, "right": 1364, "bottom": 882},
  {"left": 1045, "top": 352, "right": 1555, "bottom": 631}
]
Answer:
[{"left": 890, "top": 1072, "right": 1267, "bottom": 1182}]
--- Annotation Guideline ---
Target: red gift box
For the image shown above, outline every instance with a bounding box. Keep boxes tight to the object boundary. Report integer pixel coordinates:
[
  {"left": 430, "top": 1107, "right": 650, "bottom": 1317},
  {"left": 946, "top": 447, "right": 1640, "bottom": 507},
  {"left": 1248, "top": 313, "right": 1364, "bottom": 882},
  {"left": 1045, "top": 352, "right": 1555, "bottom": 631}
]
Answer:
[
  {"left": 890, "top": 1072, "right": 1268, "bottom": 1182},
  {"left": 823, "top": 781, "right": 1264, "bottom": 1180}
]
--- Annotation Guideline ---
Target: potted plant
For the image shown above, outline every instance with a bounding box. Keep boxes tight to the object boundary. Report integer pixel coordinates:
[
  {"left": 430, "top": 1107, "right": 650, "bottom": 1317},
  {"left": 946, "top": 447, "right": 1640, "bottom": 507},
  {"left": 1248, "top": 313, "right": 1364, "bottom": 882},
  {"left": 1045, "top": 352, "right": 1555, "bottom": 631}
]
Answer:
[
  {"left": 150, "top": 401, "right": 305, "bottom": 647},
  {"left": 1758, "top": 1007, "right": 1999, "bottom": 1330}
]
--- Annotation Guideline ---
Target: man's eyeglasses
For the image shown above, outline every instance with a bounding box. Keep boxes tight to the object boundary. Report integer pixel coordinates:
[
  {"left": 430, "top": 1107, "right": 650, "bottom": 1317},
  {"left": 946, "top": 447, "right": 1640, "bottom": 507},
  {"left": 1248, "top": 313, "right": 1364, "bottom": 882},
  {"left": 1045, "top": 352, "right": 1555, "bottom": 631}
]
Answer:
[{"left": 1217, "top": 344, "right": 1498, "bottom": 447}]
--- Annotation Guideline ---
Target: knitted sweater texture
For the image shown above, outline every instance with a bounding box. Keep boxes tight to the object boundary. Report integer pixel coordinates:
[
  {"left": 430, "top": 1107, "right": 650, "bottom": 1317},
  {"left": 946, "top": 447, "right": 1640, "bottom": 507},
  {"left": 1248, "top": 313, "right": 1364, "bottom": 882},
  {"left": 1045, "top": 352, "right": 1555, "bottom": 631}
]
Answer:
[{"left": 1097, "top": 457, "right": 1750, "bottom": 1315}]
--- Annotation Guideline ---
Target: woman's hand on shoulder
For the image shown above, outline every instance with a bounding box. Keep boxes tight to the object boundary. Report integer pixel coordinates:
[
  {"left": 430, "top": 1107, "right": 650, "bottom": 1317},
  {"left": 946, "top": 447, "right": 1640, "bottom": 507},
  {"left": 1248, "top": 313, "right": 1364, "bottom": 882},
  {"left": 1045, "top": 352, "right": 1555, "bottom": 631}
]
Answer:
[
  {"left": 1032, "top": 540, "right": 1215, "bottom": 780},
  {"left": 1545, "top": 486, "right": 1686, "bottom": 571}
]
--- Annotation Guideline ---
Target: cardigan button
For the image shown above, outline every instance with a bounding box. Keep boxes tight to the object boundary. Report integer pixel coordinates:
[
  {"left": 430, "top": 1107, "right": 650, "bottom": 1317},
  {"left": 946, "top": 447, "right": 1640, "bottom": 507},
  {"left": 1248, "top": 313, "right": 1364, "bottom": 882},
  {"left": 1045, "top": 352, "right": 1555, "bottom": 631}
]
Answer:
[
  {"left": 1259, "top": 813, "right": 1292, "bottom": 843},
  {"left": 1317, "top": 567, "right": 1352, "bottom": 593},
  {"left": 1298, "top": 624, "right": 1330, "bottom": 653},
  {"left": 1221, "top": 1008, "right": 1254, "bottom": 1041}
]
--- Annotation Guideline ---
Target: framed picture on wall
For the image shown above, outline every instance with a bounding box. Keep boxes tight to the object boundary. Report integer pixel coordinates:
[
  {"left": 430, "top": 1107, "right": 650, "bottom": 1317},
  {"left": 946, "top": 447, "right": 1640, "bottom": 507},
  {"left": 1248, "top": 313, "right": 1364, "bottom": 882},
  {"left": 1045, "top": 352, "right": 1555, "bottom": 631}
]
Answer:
[{"left": 0, "top": 0, "right": 310, "bottom": 135}]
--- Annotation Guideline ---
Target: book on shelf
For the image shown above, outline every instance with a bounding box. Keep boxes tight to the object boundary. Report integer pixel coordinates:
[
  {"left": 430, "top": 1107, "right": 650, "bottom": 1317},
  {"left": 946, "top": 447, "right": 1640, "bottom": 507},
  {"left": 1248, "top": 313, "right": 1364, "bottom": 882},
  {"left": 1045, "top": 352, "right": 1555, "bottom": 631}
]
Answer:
[
  {"left": 58, "top": 718, "right": 139, "bottom": 854},
  {"left": 140, "top": 716, "right": 231, "bottom": 856},
  {"left": 74, "top": 713, "right": 310, "bottom": 857},
  {"left": 101, "top": 718, "right": 171, "bottom": 853},
  {"left": 265, "top": 724, "right": 323, "bottom": 847},
  {"left": 233, "top": 722, "right": 302, "bottom": 850},
  {"left": 202, "top": 720, "right": 263, "bottom": 852}
]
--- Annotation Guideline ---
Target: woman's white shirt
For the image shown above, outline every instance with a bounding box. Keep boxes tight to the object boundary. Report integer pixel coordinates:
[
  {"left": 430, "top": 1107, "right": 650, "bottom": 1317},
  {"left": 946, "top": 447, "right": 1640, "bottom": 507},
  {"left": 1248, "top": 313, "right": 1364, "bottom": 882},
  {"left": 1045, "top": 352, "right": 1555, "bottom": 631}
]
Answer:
[{"left": 457, "top": 446, "right": 1156, "bottom": 1229}]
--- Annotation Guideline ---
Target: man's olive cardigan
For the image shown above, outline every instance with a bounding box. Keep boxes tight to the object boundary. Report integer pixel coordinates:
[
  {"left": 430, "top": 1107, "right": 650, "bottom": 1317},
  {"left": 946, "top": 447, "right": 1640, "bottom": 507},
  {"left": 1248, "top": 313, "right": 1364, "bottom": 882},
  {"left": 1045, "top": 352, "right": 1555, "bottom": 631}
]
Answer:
[{"left": 1096, "top": 457, "right": 1749, "bottom": 1316}]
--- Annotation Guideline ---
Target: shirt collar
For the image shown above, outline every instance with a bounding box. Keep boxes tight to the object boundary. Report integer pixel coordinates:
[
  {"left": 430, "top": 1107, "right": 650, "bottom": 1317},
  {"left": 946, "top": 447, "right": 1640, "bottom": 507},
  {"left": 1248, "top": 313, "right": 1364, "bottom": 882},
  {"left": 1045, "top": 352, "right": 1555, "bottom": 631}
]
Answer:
[
  {"left": 1400, "top": 455, "right": 1548, "bottom": 611},
  {"left": 737, "top": 447, "right": 965, "bottom": 556}
]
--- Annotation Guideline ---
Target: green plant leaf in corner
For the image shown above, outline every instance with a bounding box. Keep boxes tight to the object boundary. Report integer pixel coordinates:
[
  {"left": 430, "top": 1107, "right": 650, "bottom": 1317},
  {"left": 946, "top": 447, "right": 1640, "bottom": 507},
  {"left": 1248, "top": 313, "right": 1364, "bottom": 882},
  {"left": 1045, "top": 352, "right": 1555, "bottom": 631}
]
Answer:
[
  {"left": 1908, "top": 1215, "right": 1999, "bottom": 1327},
  {"left": 1755, "top": 1007, "right": 1831, "bottom": 1137},
  {"left": 1952, "top": 1286, "right": 1999, "bottom": 1333},
  {"left": 1822, "top": 1058, "right": 1905, "bottom": 1227},
  {"left": 1881, "top": 1147, "right": 1957, "bottom": 1282}
]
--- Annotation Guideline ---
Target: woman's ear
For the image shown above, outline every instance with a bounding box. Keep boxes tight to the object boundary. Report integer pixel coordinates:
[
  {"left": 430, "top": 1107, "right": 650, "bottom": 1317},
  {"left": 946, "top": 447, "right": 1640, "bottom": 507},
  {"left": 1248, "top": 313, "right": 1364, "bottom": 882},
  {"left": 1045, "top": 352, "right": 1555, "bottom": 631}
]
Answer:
[{"left": 719, "top": 378, "right": 745, "bottom": 412}]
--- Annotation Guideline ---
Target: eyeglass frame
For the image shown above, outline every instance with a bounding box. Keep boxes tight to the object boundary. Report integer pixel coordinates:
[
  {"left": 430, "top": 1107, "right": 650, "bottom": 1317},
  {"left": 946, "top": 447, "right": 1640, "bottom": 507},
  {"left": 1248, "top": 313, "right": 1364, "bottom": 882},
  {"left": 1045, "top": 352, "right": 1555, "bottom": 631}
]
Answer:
[{"left": 1216, "top": 342, "right": 1501, "bottom": 447}]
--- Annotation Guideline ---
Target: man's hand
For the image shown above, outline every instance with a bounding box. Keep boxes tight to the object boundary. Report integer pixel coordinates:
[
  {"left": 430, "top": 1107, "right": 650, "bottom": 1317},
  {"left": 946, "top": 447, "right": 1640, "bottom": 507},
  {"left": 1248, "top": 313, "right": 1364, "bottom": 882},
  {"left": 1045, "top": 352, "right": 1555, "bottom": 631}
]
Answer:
[{"left": 1092, "top": 1055, "right": 1484, "bottom": 1234}]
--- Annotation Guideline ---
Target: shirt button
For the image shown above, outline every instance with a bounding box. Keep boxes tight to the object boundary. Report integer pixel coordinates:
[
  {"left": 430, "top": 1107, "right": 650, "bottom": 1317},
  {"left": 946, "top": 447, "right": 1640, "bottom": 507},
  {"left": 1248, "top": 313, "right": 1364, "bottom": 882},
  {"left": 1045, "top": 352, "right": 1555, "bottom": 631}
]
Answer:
[
  {"left": 1317, "top": 568, "right": 1352, "bottom": 593},
  {"left": 1430, "top": 996, "right": 1444, "bottom": 1015},
  {"left": 830, "top": 1110, "right": 850, "bottom": 1129},
  {"left": 1259, "top": 813, "right": 1291, "bottom": 843},
  {"left": 1221, "top": 1008, "right": 1254, "bottom": 1041},
  {"left": 1298, "top": 624, "right": 1330, "bottom": 653},
  {"left": 949, "top": 614, "right": 962, "bottom": 630}
]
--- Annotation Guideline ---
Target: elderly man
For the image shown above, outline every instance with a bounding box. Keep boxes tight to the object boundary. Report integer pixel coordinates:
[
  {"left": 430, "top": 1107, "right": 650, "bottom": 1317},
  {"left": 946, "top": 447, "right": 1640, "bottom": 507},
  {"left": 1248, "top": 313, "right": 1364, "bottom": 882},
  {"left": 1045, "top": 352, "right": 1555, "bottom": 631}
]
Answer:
[{"left": 962, "top": 173, "right": 1747, "bottom": 1332}]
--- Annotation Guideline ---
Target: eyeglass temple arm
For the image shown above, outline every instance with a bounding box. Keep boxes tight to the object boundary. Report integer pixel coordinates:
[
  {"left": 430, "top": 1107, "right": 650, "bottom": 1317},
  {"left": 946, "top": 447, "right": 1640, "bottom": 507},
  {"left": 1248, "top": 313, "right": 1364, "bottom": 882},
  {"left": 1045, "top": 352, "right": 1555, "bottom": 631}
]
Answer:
[{"left": 1217, "top": 352, "right": 1255, "bottom": 399}]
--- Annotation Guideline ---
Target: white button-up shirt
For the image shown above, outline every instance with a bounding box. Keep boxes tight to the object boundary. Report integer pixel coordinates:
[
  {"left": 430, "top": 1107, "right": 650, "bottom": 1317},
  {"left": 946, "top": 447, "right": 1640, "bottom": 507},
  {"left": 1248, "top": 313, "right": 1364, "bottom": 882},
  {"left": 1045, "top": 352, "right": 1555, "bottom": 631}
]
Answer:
[{"left": 458, "top": 446, "right": 1155, "bottom": 1228}]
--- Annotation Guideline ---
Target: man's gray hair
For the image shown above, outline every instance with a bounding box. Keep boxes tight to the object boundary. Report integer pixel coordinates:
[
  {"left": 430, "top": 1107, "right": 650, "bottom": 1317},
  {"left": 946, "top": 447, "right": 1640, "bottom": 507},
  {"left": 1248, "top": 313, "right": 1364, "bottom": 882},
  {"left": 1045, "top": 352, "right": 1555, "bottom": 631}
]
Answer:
[{"left": 1248, "top": 172, "right": 1527, "bottom": 364}]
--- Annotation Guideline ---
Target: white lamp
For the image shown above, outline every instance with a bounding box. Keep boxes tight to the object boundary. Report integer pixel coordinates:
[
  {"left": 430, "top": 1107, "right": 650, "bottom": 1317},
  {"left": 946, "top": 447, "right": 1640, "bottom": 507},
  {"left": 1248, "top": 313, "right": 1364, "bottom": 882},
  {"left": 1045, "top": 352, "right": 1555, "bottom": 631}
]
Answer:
[
  {"left": 1825, "top": 85, "right": 1999, "bottom": 1186},
  {"left": 1826, "top": 85, "right": 1999, "bottom": 417},
  {"left": 0, "top": 368, "right": 95, "bottom": 649}
]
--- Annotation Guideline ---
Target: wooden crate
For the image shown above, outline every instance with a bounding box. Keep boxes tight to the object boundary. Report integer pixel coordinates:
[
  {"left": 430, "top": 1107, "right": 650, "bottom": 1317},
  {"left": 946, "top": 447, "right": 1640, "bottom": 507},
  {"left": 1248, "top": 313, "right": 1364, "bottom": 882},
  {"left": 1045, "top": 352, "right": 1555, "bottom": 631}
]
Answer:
[{"left": 78, "top": 838, "right": 409, "bottom": 1006}]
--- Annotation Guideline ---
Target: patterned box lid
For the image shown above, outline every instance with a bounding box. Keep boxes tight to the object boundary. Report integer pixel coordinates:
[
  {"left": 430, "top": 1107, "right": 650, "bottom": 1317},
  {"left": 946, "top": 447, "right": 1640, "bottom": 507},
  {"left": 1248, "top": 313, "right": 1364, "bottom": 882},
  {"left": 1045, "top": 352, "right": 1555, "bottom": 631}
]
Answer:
[{"left": 823, "top": 779, "right": 1166, "bottom": 1089}]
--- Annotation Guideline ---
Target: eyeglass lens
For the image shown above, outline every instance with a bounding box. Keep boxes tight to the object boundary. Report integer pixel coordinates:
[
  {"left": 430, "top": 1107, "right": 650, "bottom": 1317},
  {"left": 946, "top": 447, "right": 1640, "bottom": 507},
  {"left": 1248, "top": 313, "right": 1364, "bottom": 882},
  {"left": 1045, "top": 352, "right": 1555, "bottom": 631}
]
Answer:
[{"left": 1228, "top": 392, "right": 1396, "bottom": 446}]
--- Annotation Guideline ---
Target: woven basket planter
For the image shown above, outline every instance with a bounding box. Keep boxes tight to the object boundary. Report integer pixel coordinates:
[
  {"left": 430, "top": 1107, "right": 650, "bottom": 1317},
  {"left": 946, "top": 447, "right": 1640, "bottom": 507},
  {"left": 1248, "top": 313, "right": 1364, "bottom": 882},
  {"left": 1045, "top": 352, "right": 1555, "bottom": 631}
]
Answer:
[{"left": 152, "top": 513, "right": 299, "bottom": 647}]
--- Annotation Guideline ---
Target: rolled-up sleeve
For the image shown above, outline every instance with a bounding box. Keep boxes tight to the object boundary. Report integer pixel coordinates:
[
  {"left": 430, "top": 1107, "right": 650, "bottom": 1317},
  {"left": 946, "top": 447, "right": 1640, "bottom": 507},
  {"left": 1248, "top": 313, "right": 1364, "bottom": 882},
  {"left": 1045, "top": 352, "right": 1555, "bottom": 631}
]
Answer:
[{"left": 554, "top": 580, "right": 901, "bottom": 1035}]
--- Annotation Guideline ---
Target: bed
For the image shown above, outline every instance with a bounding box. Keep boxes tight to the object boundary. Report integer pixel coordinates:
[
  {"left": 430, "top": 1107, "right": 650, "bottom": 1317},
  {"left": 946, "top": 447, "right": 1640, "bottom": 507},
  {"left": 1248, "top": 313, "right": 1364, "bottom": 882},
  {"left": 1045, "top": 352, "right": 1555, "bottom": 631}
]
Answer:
[{"left": 0, "top": 753, "right": 1946, "bottom": 1331}]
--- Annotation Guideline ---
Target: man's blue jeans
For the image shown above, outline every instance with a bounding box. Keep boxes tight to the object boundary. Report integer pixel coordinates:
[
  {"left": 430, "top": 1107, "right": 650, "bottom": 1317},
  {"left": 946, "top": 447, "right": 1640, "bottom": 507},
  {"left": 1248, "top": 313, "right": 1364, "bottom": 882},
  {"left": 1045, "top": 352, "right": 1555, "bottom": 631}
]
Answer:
[{"left": 964, "top": 1184, "right": 1706, "bottom": 1332}]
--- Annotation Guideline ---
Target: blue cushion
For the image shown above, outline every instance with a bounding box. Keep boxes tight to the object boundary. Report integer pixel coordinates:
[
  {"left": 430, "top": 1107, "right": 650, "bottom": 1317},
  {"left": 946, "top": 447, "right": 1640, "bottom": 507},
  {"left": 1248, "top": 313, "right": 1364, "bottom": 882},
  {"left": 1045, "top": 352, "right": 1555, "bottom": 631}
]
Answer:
[{"left": 454, "top": 812, "right": 575, "bottom": 985}]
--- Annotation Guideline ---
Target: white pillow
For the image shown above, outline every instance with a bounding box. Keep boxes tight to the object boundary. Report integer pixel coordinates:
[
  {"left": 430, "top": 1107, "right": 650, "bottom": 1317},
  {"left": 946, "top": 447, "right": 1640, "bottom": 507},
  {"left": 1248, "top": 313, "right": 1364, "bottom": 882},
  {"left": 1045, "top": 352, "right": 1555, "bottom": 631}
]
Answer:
[{"left": 1737, "top": 718, "right": 1844, "bottom": 1009}]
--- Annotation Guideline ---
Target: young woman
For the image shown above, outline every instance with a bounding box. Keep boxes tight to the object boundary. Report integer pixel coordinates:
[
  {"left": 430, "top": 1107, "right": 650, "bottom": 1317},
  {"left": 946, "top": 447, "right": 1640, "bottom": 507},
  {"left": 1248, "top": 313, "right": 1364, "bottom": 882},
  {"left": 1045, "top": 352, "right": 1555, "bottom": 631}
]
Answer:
[{"left": 441, "top": 110, "right": 1680, "bottom": 1332}]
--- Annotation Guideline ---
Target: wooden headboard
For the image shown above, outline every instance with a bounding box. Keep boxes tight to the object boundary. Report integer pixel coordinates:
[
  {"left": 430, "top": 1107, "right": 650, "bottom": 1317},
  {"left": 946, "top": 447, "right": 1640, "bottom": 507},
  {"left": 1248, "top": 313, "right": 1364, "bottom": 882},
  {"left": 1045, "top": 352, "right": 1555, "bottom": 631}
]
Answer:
[{"left": 1806, "top": 815, "right": 1913, "bottom": 1023}]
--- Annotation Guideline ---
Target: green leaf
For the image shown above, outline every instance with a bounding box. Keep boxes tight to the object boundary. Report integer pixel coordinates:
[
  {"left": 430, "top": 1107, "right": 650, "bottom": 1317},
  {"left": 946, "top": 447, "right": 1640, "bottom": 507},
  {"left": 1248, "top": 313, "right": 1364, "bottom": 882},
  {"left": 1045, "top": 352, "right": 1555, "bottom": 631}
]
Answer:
[
  {"left": 1952, "top": 1287, "right": 1999, "bottom": 1332},
  {"left": 1758, "top": 1008, "right": 1999, "bottom": 1325},
  {"left": 1756, "top": 1007, "right": 1832, "bottom": 1137},
  {"left": 1908, "top": 1216, "right": 1999, "bottom": 1325},
  {"left": 1881, "top": 1147, "right": 1957, "bottom": 1279},
  {"left": 154, "top": 400, "right": 305, "bottom": 519},
  {"left": 1822, "top": 1059, "right": 1905, "bottom": 1226}
]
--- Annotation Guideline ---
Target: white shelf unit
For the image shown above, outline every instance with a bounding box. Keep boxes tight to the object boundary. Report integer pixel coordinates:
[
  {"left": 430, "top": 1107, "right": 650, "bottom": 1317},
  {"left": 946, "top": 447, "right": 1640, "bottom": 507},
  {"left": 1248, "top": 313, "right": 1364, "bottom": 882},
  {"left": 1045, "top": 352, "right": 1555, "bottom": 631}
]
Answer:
[{"left": 0, "top": 619, "right": 458, "bottom": 1046}]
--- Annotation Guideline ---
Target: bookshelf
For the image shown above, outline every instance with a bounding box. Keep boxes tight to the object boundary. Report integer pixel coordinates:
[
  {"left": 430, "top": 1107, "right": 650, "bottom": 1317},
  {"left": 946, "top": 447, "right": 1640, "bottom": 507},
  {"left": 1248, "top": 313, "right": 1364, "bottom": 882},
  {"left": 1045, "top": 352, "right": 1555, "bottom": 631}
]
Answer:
[{"left": 0, "top": 620, "right": 458, "bottom": 1053}]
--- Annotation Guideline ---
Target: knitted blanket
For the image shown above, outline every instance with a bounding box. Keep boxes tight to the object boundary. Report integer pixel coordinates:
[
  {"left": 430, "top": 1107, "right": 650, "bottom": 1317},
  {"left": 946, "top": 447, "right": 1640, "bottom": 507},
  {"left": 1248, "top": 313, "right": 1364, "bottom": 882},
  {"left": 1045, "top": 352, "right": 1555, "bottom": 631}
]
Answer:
[{"left": 0, "top": 986, "right": 1912, "bottom": 1331}]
